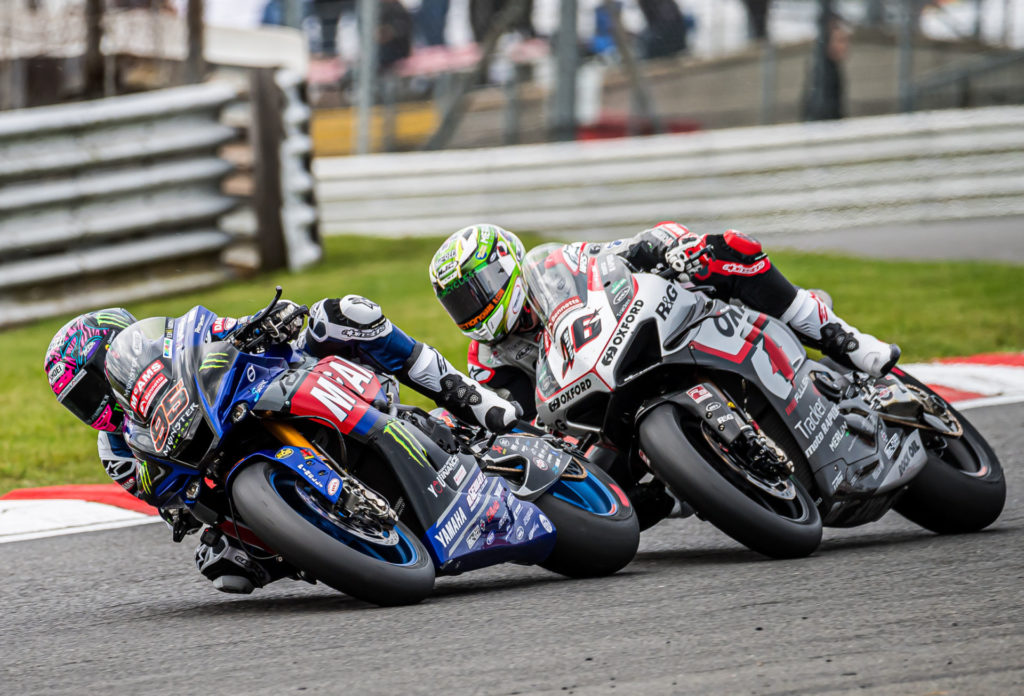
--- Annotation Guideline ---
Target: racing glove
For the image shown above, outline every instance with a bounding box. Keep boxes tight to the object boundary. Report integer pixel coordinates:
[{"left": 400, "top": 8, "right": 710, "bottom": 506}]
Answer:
[{"left": 664, "top": 236, "right": 711, "bottom": 282}]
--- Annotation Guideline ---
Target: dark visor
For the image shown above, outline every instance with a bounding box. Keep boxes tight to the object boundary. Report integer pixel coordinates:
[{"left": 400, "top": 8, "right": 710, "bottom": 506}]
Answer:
[
  {"left": 58, "top": 363, "right": 113, "bottom": 424},
  {"left": 437, "top": 262, "right": 510, "bottom": 327}
]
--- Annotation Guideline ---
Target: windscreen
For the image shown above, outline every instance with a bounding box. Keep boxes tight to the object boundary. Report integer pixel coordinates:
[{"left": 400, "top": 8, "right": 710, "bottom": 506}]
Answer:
[{"left": 522, "top": 244, "right": 588, "bottom": 329}]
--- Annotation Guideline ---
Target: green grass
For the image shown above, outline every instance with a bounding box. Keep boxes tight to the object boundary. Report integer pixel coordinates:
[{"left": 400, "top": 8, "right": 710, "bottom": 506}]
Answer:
[{"left": 2, "top": 235, "right": 1022, "bottom": 495}]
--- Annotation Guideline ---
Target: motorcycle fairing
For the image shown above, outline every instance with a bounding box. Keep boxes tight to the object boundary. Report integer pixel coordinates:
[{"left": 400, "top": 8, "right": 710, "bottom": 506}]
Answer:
[
  {"left": 225, "top": 446, "right": 345, "bottom": 505},
  {"left": 682, "top": 311, "right": 930, "bottom": 505},
  {"left": 259, "top": 356, "right": 389, "bottom": 438},
  {"left": 424, "top": 469, "right": 555, "bottom": 573},
  {"left": 485, "top": 434, "right": 574, "bottom": 500}
]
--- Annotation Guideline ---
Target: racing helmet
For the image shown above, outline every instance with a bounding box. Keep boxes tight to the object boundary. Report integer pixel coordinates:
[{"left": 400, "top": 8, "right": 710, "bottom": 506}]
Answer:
[
  {"left": 429, "top": 224, "right": 528, "bottom": 343},
  {"left": 44, "top": 308, "right": 137, "bottom": 432}
]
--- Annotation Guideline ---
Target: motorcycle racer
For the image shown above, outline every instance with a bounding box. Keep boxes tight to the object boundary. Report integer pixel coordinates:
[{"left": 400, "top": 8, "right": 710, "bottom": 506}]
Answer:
[{"left": 45, "top": 296, "right": 519, "bottom": 594}]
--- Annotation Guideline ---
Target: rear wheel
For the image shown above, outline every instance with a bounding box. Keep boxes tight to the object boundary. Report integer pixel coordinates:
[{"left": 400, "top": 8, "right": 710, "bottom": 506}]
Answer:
[
  {"left": 232, "top": 460, "right": 435, "bottom": 606},
  {"left": 535, "top": 462, "right": 640, "bottom": 577},
  {"left": 892, "top": 376, "right": 1005, "bottom": 534},
  {"left": 638, "top": 403, "right": 822, "bottom": 559}
]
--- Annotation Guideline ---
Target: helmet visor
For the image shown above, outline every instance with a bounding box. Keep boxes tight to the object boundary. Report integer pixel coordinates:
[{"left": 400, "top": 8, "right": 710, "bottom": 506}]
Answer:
[
  {"left": 437, "top": 262, "right": 511, "bottom": 332},
  {"left": 57, "top": 362, "right": 115, "bottom": 425}
]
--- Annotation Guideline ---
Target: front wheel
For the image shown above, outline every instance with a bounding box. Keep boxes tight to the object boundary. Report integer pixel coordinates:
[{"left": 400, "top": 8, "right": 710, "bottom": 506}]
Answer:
[
  {"left": 891, "top": 374, "right": 1006, "bottom": 534},
  {"left": 638, "top": 404, "right": 822, "bottom": 559},
  {"left": 232, "top": 460, "right": 435, "bottom": 606},
  {"left": 534, "top": 462, "right": 640, "bottom": 578}
]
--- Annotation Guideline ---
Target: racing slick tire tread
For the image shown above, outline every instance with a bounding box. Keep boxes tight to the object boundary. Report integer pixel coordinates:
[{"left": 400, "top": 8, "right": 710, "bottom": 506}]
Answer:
[
  {"left": 639, "top": 403, "right": 822, "bottom": 559},
  {"left": 232, "top": 460, "right": 435, "bottom": 606},
  {"left": 534, "top": 464, "right": 640, "bottom": 578},
  {"left": 891, "top": 375, "right": 1006, "bottom": 534}
]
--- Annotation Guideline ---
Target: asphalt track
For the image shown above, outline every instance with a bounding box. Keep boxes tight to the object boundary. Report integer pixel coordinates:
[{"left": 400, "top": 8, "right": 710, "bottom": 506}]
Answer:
[{"left": 2, "top": 403, "right": 1021, "bottom": 696}]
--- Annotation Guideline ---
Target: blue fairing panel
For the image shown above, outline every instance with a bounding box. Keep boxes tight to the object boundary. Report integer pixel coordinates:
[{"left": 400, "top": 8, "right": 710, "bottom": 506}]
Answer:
[
  {"left": 425, "top": 472, "right": 556, "bottom": 574},
  {"left": 227, "top": 447, "right": 345, "bottom": 505}
]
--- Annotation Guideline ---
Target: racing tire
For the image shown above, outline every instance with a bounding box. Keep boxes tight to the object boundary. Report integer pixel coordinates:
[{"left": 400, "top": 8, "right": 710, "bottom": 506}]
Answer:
[
  {"left": 232, "top": 460, "right": 435, "bottom": 606},
  {"left": 638, "top": 403, "right": 822, "bottom": 559},
  {"left": 534, "top": 464, "right": 640, "bottom": 578},
  {"left": 892, "top": 376, "right": 1005, "bottom": 534}
]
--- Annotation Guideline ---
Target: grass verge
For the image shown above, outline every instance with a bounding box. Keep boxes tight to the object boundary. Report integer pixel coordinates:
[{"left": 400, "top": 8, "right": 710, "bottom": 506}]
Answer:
[{"left": 2, "top": 235, "right": 1021, "bottom": 495}]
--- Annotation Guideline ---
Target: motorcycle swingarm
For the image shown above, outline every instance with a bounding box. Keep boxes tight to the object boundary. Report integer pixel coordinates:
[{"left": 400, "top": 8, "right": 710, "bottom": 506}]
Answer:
[{"left": 226, "top": 446, "right": 345, "bottom": 506}]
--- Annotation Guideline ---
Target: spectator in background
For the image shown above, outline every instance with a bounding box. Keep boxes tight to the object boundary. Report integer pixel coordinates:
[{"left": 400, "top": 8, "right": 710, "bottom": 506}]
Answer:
[
  {"left": 470, "top": 0, "right": 535, "bottom": 44},
  {"left": 378, "top": 0, "right": 413, "bottom": 71},
  {"left": 637, "top": 0, "right": 690, "bottom": 59},
  {"left": 416, "top": 0, "right": 449, "bottom": 46},
  {"left": 803, "top": 14, "right": 850, "bottom": 121}
]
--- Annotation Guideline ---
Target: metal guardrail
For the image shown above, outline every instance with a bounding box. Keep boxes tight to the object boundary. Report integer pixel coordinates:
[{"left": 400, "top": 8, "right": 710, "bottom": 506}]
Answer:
[
  {"left": 314, "top": 105, "right": 1024, "bottom": 241},
  {"left": 0, "top": 83, "right": 240, "bottom": 328}
]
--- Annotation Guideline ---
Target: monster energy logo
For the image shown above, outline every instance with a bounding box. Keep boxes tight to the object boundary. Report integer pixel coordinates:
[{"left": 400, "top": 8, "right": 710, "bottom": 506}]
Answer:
[
  {"left": 383, "top": 421, "right": 430, "bottom": 468},
  {"left": 95, "top": 312, "right": 131, "bottom": 329},
  {"left": 200, "top": 353, "right": 230, "bottom": 371},
  {"left": 138, "top": 460, "right": 154, "bottom": 495}
]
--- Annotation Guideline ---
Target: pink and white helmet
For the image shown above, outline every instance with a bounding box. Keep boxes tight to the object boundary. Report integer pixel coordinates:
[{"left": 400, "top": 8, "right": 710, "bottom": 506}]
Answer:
[{"left": 44, "top": 308, "right": 136, "bottom": 432}]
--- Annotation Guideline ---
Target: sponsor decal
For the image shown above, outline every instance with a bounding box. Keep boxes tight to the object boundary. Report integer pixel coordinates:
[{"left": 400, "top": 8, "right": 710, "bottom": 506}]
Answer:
[
  {"left": 434, "top": 507, "right": 468, "bottom": 548},
  {"left": 547, "top": 296, "right": 583, "bottom": 333},
  {"left": 485, "top": 500, "right": 500, "bottom": 523},
  {"left": 453, "top": 464, "right": 467, "bottom": 486},
  {"left": 276, "top": 447, "right": 294, "bottom": 459},
  {"left": 466, "top": 472, "right": 486, "bottom": 509},
  {"left": 720, "top": 259, "right": 768, "bottom": 275},
  {"left": 655, "top": 284, "right": 679, "bottom": 321},
  {"left": 466, "top": 525, "right": 482, "bottom": 549},
  {"left": 706, "top": 402, "right": 721, "bottom": 412},
  {"left": 548, "top": 377, "right": 593, "bottom": 413},
  {"left": 382, "top": 421, "right": 431, "bottom": 468},
  {"left": 898, "top": 438, "right": 921, "bottom": 476},
  {"left": 327, "top": 478, "right": 341, "bottom": 496},
  {"left": 601, "top": 300, "right": 645, "bottom": 366},
  {"left": 828, "top": 428, "right": 847, "bottom": 453},
  {"left": 211, "top": 317, "right": 237, "bottom": 335},
  {"left": 884, "top": 432, "right": 901, "bottom": 459},
  {"left": 200, "top": 352, "right": 230, "bottom": 372},
  {"left": 535, "top": 458, "right": 549, "bottom": 471},
  {"left": 297, "top": 461, "right": 325, "bottom": 490},
  {"left": 795, "top": 398, "right": 842, "bottom": 458},
  {"left": 428, "top": 480, "right": 445, "bottom": 497},
  {"left": 830, "top": 469, "right": 844, "bottom": 492},
  {"left": 457, "top": 287, "right": 506, "bottom": 332},
  {"left": 716, "top": 414, "right": 735, "bottom": 424},
  {"left": 516, "top": 527, "right": 525, "bottom": 541},
  {"left": 528, "top": 523, "right": 539, "bottom": 540},
  {"left": 136, "top": 373, "right": 168, "bottom": 418},
  {"left": 299, "top": 448, "right": 316, "bottom": 459},
  {"left": 686, "top": 385, "right": 713, "bottom": 404},
  {"left": 130, "top": 359, "right": 164, "bottom": 413},
  {"left": 162, "top": 337, "right": 173, "bottom": 359},
  {"left": 486, "top": 530, "right": 496, "bottom": 546},
  {"left": 246, "top": 365, "right": 257, "bottom": 383},
  {"left": 47, "top": 362, "right": 65, "bottom": 386},
  {"left": 539, "top": 514, "right": 553, "bottom": 533}
]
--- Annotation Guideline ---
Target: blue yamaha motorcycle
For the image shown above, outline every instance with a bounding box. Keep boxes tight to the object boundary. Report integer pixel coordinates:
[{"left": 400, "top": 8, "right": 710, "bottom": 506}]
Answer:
[{"left": 104, "top": 289, "right": 638, "bottom": 606}]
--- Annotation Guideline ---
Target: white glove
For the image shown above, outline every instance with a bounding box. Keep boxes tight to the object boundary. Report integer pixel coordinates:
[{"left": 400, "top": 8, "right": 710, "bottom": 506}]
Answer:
[{"left": 664, "top": 237, "right": 710, "bottom": 281}]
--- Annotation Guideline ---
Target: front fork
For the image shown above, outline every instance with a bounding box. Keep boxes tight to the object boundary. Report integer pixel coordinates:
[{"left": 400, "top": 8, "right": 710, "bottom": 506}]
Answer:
[{"left": 639, "top": 381, "right": 791, "bottom": 481}]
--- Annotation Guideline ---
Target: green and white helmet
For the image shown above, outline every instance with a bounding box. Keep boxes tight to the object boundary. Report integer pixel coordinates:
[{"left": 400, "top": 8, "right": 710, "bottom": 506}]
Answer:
[{"left": 429, "top": 224, "right": 527, "bottom": 343}]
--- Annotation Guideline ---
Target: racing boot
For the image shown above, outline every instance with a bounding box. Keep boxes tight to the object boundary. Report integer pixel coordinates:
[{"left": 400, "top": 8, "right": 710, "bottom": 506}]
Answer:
[
  {"left": 195, "top": 528, "right": 289, "bottom": 594},
  {"left": 627, "top": 481, "right": 694, "bottom": 531},
  {"left": 781, "top": 288, "right": 900, "bottom": 377}
]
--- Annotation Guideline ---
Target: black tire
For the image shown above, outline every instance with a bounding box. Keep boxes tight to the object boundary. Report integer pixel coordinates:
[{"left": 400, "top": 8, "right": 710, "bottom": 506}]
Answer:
[
  {"left": 638, "top": 403, "right": 822, "bottom": 559},
  {"left": 534, "top": 463, "right": 640, "bottom": 578},
  {"left": 232, "top": 460, "right": 435, "bottom": 606},
  {"left": 892, "top": 377, "right": 1006, "bottom": 534}
]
